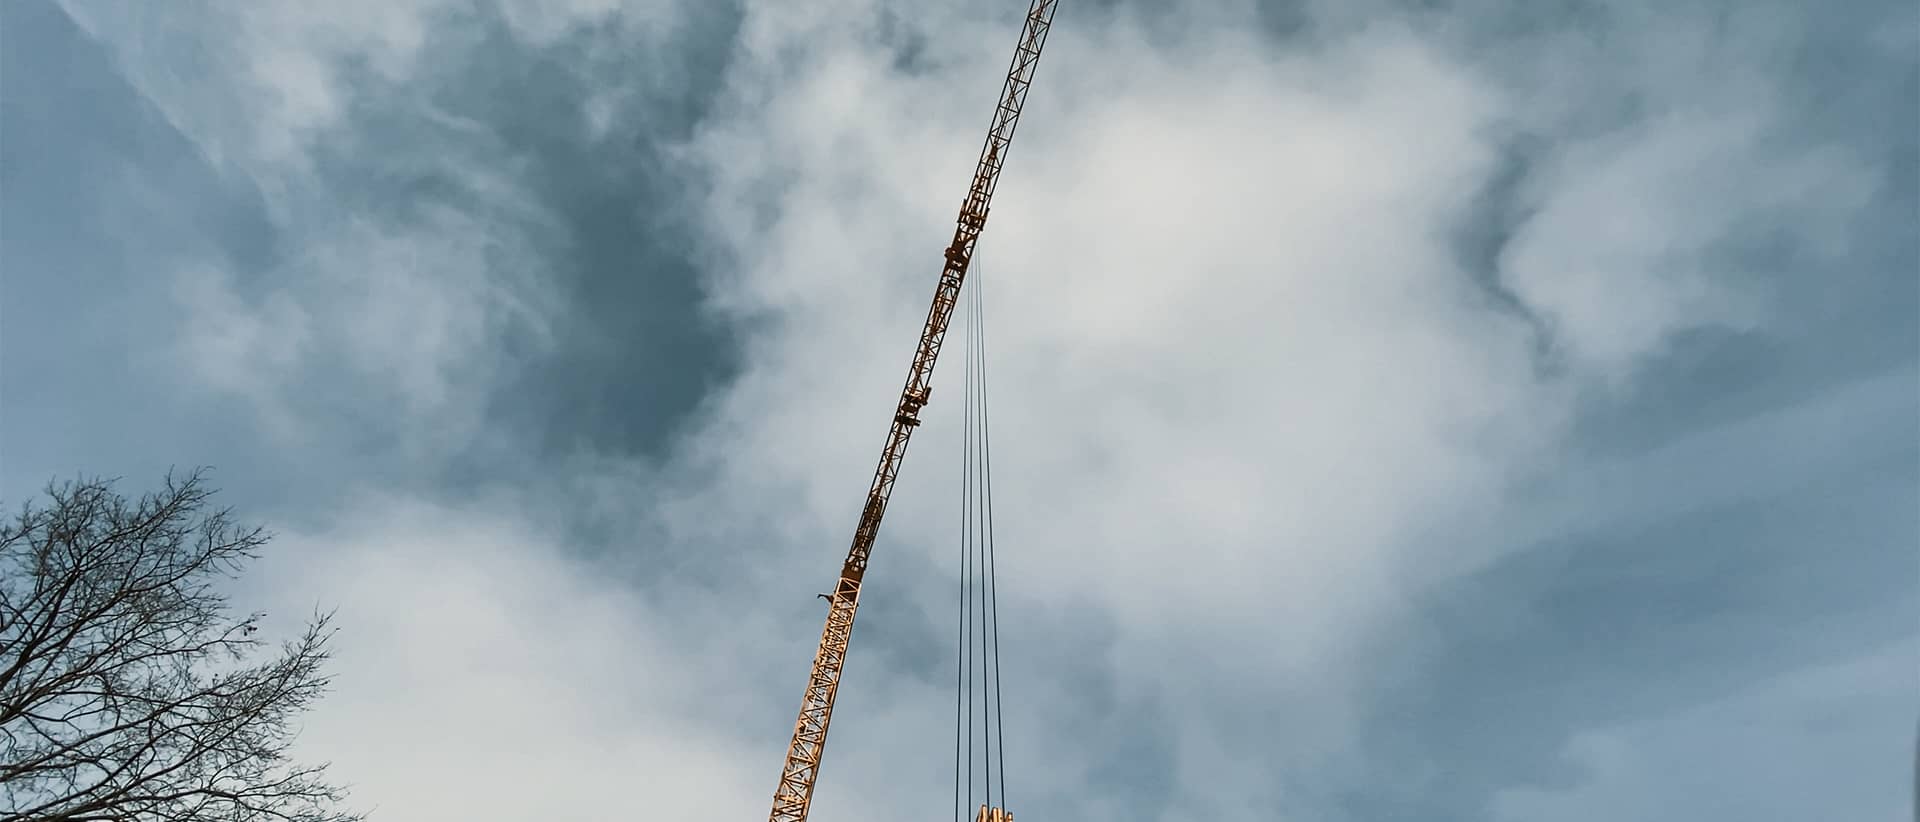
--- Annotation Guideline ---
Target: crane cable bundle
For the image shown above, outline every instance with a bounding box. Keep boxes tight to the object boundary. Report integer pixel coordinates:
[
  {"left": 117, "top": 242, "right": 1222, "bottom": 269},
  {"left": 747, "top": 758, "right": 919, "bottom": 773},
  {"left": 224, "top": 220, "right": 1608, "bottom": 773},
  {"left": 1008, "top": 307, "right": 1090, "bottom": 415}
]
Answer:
[{"left": 953, "top": 248, "right": 1009, "bottom": 822}]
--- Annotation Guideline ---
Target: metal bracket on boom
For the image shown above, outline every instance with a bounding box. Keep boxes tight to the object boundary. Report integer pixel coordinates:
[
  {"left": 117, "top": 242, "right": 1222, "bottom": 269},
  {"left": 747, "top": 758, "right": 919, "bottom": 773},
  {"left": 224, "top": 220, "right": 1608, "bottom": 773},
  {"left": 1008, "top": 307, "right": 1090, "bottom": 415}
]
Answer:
[{"left": 896, "top": 386, "right": 932, "bottom": 427}]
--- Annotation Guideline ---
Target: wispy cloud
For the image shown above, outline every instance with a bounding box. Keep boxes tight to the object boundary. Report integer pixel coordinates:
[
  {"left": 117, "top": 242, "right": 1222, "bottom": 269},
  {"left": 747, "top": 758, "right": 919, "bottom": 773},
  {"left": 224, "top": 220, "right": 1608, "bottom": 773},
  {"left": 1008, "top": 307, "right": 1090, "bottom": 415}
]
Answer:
[{"left": 1490, "top": 640, "right": 1914, "bottom": 822}]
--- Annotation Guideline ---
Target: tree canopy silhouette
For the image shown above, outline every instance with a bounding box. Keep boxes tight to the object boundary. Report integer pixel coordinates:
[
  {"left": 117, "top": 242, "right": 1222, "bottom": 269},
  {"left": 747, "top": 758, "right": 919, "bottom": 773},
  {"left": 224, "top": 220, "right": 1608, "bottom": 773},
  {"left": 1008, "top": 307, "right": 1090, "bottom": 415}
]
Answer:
[{"left": 0, "top": 469, "right": 358, "bottom": 822}]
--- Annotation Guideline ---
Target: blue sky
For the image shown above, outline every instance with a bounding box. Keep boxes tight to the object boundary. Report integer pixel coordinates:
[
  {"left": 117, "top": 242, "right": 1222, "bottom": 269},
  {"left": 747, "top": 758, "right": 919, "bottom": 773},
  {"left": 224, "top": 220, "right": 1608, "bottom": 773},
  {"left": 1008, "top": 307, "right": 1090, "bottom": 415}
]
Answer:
[{"left": 2, "top": 0, "right": 1914, "bottom": 819}]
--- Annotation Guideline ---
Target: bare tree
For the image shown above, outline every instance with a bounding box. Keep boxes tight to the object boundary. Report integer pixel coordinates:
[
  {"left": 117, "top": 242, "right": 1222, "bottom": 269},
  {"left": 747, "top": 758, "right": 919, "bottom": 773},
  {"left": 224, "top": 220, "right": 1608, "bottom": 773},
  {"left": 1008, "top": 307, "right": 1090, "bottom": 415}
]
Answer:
[{"left": 0, "top": 470, "right": 359, "bottom": 822}]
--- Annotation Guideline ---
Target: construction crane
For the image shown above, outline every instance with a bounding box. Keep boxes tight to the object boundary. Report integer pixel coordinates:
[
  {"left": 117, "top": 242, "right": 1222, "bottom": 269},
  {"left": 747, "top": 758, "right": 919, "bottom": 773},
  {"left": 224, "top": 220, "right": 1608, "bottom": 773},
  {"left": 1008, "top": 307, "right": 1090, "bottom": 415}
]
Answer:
[{"left": 767, "top": 3, "right": 1060, "bottom": 821}]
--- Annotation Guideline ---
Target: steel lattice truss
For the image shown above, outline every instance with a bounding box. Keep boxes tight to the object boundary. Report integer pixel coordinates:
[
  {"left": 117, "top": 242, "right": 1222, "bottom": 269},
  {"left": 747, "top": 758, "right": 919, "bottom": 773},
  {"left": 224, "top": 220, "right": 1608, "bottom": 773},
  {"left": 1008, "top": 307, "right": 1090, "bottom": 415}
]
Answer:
[{"left": 767, "top": 3, "right": 1060, "bottom": 821}]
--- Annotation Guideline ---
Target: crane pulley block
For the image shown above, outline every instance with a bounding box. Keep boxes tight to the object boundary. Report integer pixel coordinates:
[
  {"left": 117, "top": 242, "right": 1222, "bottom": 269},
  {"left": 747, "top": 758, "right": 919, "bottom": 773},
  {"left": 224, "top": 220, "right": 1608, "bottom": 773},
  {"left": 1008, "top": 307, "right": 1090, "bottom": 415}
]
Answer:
[{"left": 901, "top": 386, "right": 932, "bottom": 414}]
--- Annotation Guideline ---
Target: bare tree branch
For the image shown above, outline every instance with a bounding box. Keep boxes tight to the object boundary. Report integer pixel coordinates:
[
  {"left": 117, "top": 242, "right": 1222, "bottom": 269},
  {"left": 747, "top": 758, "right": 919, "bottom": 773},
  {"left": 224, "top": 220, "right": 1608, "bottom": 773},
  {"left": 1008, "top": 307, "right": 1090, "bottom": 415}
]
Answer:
[{"left": 0, "top": 471, "right": 361, "bottom": 822}]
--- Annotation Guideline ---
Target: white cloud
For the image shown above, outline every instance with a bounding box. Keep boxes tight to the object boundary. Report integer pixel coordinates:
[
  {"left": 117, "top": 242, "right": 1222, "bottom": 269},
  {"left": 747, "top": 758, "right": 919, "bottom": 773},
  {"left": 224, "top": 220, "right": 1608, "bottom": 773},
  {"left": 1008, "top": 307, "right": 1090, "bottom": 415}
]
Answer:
[
  {"left": 254, "top": 496, "right": 778, "bottom": 821},
  {"left": 62, "top": 0, "right": 691, "bottom": 461},
  {"left": 649, "top": 0, "right": 1886, "bottom": 814},
  {"left": 57, "top": 0, "right": 1894, "bottom": 818},
  {"left": 166, "top": 207, "right": 562, "bottom": 460},
  {"left": 1499, "top": 110, "right": 1875, "bottom": 383},
  {"left": 55, "top": 0, "right": 684, "bottom": 174},
  {"left": 57, "top": 0, "right": 434, "bottom": 175},
  {"left": 170, "top": 263, "right": 314, "bottom": 438}
]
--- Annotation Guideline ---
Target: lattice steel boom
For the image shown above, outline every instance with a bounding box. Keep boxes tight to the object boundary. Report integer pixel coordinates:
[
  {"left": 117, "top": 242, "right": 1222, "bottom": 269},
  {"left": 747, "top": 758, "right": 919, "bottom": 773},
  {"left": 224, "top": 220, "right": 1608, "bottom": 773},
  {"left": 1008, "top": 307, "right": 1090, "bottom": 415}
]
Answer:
[{"left": 767, "top": 3, "right": 1059, "bottom": 820}]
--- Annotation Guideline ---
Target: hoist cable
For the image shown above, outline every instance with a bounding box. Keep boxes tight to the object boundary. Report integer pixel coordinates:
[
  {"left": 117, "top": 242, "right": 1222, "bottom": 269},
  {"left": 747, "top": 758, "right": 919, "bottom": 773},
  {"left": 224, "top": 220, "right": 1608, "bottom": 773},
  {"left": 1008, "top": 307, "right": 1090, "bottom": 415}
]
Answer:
[
  {"left": 955, "top": 254, "right": 977, "bottom": 821},
  {"left": 952, "top": 246, "right": 1008, "bottom": 820},
  {"left": 975, "top": 257, "right": 993, "bottom": 813},
  {"left": 978, "top": 250, "right": 1008, "bottom": 809},
  {"left": 952, "top": 251, "right": 977, "bottom": 822}
]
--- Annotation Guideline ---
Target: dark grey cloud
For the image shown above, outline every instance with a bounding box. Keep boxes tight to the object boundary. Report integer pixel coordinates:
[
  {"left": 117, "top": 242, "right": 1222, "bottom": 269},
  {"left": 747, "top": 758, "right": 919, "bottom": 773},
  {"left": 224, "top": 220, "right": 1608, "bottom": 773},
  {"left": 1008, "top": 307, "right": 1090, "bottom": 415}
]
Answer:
[
  {"left": 3, "top": 0, "right": 750, "bottom": 511},
  {"left": 299, "top": 4, "right": 747, "bottom": 468}
]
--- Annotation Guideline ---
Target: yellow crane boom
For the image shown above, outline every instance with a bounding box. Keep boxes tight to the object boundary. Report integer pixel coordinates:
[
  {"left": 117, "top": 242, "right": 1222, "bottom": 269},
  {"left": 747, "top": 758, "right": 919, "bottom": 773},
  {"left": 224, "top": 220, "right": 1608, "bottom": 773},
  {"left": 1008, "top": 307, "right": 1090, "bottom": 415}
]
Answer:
[{"left": 767, "top": 3, "right": 1060, "bottom": 820}]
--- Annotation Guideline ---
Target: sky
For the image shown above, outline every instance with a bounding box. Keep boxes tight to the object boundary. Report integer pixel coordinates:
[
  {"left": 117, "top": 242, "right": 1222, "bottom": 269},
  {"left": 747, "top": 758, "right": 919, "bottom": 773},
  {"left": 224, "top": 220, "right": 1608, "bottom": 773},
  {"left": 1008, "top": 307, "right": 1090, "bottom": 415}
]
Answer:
[{"left": 1, "top": 0, "right": 1915, "bottom": 819}]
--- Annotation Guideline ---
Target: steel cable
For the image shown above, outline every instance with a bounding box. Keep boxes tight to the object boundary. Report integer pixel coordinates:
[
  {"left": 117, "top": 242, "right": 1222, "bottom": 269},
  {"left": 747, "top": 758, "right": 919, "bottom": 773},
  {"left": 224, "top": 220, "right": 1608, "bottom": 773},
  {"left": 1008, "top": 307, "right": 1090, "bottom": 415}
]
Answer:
[{"left": 952, "top": 245, "right": 1008, "bottom": 821}]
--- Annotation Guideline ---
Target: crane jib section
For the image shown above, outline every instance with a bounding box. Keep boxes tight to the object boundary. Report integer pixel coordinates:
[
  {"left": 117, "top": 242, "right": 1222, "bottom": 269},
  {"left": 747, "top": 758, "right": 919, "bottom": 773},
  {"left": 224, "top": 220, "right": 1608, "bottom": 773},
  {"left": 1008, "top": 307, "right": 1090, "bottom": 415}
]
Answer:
[{"left": 767, "top": 3, "right": 1059, "bottom": 822}]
